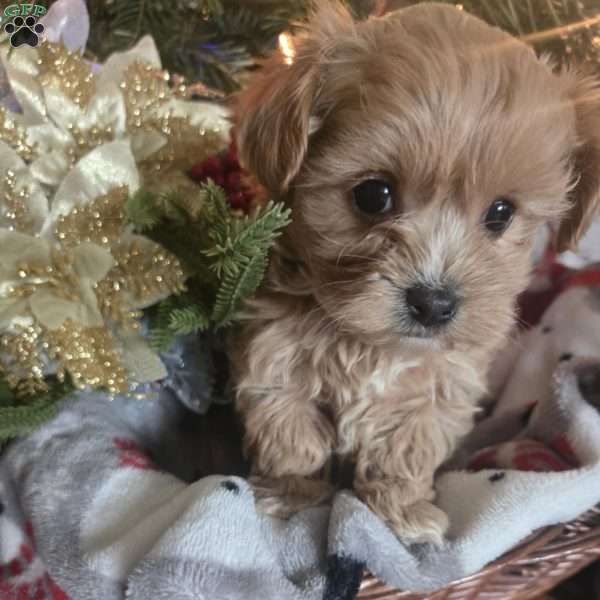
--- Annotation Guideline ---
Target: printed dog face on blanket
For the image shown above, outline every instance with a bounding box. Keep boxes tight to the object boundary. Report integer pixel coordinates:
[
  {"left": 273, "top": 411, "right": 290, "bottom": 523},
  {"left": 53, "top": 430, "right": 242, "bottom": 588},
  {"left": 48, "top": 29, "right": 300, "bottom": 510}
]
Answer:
[{"left": 232, "top": 2, "right": 600, "bottom": 544}]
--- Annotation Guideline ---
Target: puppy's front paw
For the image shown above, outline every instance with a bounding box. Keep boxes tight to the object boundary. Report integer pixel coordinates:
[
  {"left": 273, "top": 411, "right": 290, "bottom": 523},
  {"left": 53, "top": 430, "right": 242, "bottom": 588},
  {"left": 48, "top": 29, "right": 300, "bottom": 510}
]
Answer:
[
  {"left": 359, "top": 483, "right": 448, "bottom": 545},
  {"left": 387, "top": 499, "right": 449, "bottom": 546},
  {"left": 244, "top": 402, "right": 335, "bottom": 478}
]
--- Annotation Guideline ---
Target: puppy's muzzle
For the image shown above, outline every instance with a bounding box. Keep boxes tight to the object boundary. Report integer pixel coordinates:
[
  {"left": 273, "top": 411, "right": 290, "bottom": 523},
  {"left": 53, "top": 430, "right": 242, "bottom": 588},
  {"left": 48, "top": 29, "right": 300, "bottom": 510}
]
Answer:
[{"left": 405, "top": 284, "right": 458, "bottom": 328}]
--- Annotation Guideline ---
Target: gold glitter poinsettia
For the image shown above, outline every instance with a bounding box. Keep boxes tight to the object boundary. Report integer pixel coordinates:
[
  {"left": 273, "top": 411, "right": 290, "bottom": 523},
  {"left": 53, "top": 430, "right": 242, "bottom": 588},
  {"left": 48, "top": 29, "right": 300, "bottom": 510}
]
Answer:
[
  {"left": 0, "top": 139, "right": 186, "bottom": 395},
  {"left": 0, "top": 35, "right": 232, "bottom": 396},
  {"left": 0, "top": 36, "right": 230, "bottom": 190}
]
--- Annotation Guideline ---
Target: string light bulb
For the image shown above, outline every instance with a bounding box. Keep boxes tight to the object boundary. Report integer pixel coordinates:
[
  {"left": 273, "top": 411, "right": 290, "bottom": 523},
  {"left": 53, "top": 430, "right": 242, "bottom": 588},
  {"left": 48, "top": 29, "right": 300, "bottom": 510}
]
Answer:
[{"left": 278, "top": 33, "right": 296, "bottom": 65}]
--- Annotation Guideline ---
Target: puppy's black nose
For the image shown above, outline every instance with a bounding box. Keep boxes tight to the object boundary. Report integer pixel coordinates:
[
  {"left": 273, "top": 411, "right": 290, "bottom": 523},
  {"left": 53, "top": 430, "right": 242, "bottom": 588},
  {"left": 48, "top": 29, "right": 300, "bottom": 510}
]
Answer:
[{"left": 405, "top": 285, "right": 458, "bottom": 328}]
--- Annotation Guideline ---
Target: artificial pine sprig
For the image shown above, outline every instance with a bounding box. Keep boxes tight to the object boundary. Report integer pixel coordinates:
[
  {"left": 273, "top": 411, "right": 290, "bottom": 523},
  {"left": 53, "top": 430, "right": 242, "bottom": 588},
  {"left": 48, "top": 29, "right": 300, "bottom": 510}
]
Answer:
[
  {"left": 211, "top": 251, "right": 268, "bottom": 326},
  {"left": 149, "top": 296, "right": 181, "bottom": 351},
  {"left": 199, "top": 181, "right": 291, "bottom": 326},
  {"left": 127, "top": 180, "right": 291, "bottom": 344},
  {"left": 201, "top": 185, "right": 291, "bottom": 325},
  {"left": 169, "top": 305, "right": 212, "bottom": 335},
  {"left": 201, "top": 181, "right": 291, "bottom": 278}
]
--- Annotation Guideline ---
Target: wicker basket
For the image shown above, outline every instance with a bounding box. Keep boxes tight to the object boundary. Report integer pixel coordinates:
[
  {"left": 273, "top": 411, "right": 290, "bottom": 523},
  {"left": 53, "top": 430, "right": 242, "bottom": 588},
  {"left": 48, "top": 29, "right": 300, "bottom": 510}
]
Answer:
[{"left": 358, "top": 505, "right": 600, "bottom": 599}]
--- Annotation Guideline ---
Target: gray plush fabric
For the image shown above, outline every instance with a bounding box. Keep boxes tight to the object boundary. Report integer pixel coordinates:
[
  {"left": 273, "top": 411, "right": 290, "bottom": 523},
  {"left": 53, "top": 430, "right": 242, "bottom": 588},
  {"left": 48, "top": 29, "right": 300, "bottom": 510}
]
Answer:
[
  {"left": 5, "top": 282, "right": 600, "bottom": 599},
  {"left": 1, "top": 357, "right": 600, "bottom": 600}
]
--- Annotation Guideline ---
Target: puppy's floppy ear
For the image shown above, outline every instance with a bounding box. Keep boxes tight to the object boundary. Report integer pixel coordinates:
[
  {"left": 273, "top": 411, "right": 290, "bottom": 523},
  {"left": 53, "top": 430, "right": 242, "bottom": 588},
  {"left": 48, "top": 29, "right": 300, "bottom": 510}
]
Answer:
[
  {"left": 233, "top": 2, "right": 354, "bottom": 195},
  {"left": 556, "top": 73, "right": 600, "bottom": 252},
  {"left": 233, "top": 49, "right": 318, "bottom": 195}
]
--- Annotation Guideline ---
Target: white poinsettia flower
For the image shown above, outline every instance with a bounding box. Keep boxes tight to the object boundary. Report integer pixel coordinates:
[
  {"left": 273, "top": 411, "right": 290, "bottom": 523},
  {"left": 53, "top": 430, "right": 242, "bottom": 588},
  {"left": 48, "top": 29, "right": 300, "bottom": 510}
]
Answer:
[
  {"left": 27, "top": 84, "right": 130, "bottom": 187},
  {"left": 0, "top": 37, "right": 162, "bottom": 188},
  {"left": 0, "top": 140, "right": 120, "bottom": 336},
  {"left": 0, "top": 232, "right": 114, "bottom": 330},
  {"left": 40, "top": 137, "right": 138, "bottom": 231},
  {"left": 0, "top": 36, "right": 230, "bottom": 191},
  {"left": 0, "top": 139, "right": 186, "bottom": 390}
]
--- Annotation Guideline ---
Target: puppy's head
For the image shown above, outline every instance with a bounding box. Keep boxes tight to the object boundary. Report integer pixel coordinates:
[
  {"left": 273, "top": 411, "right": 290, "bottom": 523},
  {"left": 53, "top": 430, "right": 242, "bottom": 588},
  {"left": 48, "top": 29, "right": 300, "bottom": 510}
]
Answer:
[{"left": 235, "top": 2, "right": 600, "bottom": 352}]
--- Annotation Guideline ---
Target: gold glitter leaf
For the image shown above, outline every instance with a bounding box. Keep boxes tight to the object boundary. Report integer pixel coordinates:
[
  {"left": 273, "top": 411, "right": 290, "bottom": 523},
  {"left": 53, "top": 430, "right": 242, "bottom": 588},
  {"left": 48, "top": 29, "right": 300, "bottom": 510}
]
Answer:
[
  {"left": 95, "top": 238, "right": 186, "bottom": 327},
  {"left": 55, "top": 186, "right": 129, "bottom": 248},
  {"left": 44, "top": 321, "right": 128, "bottom": 393},
  {"left": 37, "top": 43, "right": 95, "bottom": 107},
  {"left": 0, "top": 326, "right": 48, "bottom": 397},
  {"left": 121, "top": 62, "right": 170, "bottom": 129},
  {"left": 0, "top": 108, "right": 37, "bottom": 162},
  {"left": 64, "top": 124, "right": 116, "bottom": 167},
  {"left": 141, "top": 116, "right": 224, "bottom": 175},
  {"left": 0, "top": 169, "right": 35, "bottom": 234}
]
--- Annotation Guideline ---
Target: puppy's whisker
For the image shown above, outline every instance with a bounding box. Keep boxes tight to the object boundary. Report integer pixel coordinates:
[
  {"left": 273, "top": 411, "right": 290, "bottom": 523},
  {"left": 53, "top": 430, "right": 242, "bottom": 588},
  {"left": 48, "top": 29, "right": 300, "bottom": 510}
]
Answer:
[
  {"left": 334, "top": 241, "right": 369, "bottom": 266},
  {"left": 313, "top": 229, "right": 348, "bottom": 248},
  {"left": 338, "top": 254, "right": 379, "bottom": 262},
  {"left": 319, "top": 279, "right": 365, "bottom": 289},
  {"left": 335, "top": 253, "right": 381, "bottom": 266}
]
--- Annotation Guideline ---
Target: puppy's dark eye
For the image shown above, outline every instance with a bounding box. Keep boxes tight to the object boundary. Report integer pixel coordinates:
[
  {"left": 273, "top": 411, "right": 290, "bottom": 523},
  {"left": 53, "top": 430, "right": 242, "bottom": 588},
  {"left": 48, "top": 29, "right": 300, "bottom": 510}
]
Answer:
[
  {"left": 352, "top": 179, "right": 394, "bottom": 216},
  {"left": 483, "top": 197, "right": 515, "bottom": 235}
]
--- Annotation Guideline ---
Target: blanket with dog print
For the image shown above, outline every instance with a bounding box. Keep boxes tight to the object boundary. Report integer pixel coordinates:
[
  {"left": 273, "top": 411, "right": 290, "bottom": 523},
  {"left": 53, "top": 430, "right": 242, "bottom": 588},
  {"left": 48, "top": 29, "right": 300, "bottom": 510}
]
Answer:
[{"left": 2, "top": 260, "right": 600, "bottom": 600}]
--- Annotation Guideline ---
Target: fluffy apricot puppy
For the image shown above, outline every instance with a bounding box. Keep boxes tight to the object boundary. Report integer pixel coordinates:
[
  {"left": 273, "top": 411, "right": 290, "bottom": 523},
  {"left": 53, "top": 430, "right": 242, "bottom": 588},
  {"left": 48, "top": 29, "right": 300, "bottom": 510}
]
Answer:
[{"left": 231, "top": 2, "right": 600, "bottom": 544}]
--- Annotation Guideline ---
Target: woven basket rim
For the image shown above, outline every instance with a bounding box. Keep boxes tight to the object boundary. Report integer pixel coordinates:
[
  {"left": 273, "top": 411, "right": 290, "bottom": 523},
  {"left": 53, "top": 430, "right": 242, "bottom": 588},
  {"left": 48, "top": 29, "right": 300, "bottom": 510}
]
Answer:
[{"left": 359, "top": 503, "right": 600, "bottom": 599}]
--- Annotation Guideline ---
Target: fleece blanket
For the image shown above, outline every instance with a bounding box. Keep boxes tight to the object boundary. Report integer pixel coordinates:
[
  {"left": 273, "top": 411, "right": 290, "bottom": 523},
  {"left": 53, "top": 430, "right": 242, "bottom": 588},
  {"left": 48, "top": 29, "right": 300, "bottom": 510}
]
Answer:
[{"left": 2, "top": 260, "right": 600, "bottom": 600}]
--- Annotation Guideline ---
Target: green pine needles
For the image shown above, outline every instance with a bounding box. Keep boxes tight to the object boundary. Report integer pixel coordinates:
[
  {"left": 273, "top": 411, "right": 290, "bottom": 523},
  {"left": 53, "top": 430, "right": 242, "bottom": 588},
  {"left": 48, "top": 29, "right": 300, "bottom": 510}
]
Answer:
[
  {"left": 85, "top": 0, "right": 310, "bottom": 92},
  {"left": 125, "top": 180, "right": 291, "bottom": 351},
  {"left": 202, "top": 183, "right": 292, "bottom": 325},
  {"left": 0, "top": 376, "right": 74, "bottom": 445}
]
